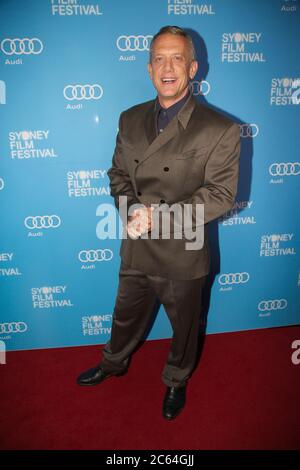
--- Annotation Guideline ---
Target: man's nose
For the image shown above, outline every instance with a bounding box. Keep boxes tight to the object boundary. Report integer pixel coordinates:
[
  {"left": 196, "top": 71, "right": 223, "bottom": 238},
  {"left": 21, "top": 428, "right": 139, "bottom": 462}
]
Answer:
[{"left": 163, "top": 57, "right": 175, "bottom": 72}]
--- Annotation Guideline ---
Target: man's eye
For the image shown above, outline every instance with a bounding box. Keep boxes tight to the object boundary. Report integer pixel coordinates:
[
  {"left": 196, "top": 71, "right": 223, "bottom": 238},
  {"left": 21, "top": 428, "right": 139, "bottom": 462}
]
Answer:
[
  {"left": 155, "top": 57, "right": 162, "bottom": 63},
  {"left": 174, "top": 55, "right": 183, "bottom": 61}
]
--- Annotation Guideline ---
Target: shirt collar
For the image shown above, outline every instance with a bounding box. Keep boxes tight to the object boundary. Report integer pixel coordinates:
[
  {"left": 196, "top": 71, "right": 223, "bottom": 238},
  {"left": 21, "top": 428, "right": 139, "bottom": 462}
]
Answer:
[{"left": 155, "top": 89, "right": 191, "bottom": 121}]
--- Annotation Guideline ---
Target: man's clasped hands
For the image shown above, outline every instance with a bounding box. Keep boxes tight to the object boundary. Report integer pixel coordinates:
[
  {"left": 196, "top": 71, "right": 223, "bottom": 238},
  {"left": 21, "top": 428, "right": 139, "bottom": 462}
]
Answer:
[{"left": 126, "top": 206, "right": 154, "bottom": 239}]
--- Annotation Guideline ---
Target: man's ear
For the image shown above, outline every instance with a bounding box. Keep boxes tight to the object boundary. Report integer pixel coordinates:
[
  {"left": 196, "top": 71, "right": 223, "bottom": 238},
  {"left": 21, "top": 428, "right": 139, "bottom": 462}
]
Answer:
[
  {"left": 148, "top": 62, "right": 153, "bottom": 80},
  {"left": 189, "top": 60, "right": 198, "bottom": 80}
]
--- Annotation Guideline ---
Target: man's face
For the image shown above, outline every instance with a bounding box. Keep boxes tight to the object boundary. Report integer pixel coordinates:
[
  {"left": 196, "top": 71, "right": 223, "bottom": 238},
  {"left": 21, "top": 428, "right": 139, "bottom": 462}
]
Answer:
[{"left": 148, "top": 33, "right": 198, "bottom": 107}]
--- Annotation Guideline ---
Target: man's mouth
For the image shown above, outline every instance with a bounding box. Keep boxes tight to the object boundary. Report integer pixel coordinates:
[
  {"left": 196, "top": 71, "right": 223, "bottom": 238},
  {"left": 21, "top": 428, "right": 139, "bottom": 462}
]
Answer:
[{"left": 161, "top": 78, "right": 177, "bottom": 84}]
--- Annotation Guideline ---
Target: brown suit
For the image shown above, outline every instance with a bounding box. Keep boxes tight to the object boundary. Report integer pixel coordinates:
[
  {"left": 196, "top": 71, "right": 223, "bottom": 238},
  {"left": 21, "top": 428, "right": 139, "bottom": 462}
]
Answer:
[
  {"left": 101, "top": 93, "right": 241, "bottom": 387},
  {"left": 108, "top": 93, "right": 241, "bottom": 280}
]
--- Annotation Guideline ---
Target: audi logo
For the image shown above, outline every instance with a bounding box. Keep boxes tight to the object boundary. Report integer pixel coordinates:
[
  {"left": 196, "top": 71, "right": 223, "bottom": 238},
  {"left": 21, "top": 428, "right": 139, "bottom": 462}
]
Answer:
[
  {"left": 239, "top": 123, "right": 259, "bottom": 138},
  {"left": 24, "top": 215, "right": 61, "bottom": 229},
  {"left": 63, "top": 84, "right": 103, "bottom": 101},
  {"left": 189, "top": 80, "right": 210, "bottom": 96},
  {"left": 269, "top": 162, "right": 300, "bottom": 176},
  {"left": 0, "top": 322, "right": 28, "bottom": 334},
  {"left": 1, "top": 38, "right": 43, "bottom": 55},
  {"left": 116, "top": 35, "right": 153, "bottom": 52},
  {"left": 218, "top": 272, "right": 250, "bottom": 285},
  {"left": 258, "top": 299, "right": 288, "bottom": 311},
  {"left": 78, "top": 249, "right": 113, "bottom": 262}
]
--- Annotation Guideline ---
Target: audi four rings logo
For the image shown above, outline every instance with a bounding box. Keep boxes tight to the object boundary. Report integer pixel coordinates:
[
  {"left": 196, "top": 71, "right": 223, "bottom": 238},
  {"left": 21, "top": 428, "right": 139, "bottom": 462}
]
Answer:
[
  {"left": 0, "top": 322, "right": 28, "bottom": 334},
  {"left": 269, "top": 163, "right": 300, "bottom": 176},
  {"left": 239, "top": 124, "right": 259, "bottom": 138},
  {"left": 189, "top": 80, "right": 210, "bottom": 96},
  {"left": 63, "top": 84, "right": 103, "bottom": 101},
  {"left": 218, "top": 272, "right": 250, "bottom": 285},
  {"left": 78, "top": 250, "right": 113, "bottom": 262},
  {"left": 116, "top": 35, "right": 153, "bottom": 51},
  {"left": 1, "top": 38, "right": 43, "bottom": 55},
  {"left": 24, "top": 215, "right": 61, "bottom": 229},
  {"left": 258, "top": 299, "right": 288, "bottom": 311}
]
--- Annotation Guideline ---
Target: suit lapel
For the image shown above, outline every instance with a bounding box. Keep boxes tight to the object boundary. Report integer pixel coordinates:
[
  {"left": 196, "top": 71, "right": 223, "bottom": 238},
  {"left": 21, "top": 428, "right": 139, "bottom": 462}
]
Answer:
[
  {"left": 144, "top": 101, "right": 157, "bottom": 147},
  {"left": 140, "top": 92, "right": 197, "bottom": 166}
]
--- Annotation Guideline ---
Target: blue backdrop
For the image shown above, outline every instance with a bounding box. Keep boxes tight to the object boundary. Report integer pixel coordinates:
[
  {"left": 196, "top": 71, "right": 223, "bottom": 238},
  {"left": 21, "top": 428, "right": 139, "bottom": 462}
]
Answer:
[{"left": 0, "top": 0, "right": 299, "bottom": 351}]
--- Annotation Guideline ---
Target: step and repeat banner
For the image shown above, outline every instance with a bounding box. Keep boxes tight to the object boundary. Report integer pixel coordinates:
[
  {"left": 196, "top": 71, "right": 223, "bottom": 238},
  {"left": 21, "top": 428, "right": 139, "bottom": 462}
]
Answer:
[{"left": 0, "top": 0, "right": 299, "bottom": 351}]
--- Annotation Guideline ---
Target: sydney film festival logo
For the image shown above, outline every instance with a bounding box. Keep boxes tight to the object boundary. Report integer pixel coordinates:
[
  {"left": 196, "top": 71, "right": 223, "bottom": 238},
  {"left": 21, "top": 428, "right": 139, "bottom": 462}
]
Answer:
[
  {"left": 219, "top": 200, "right": 256, "bottom": 226},
  {"left": 221, "top": 32, "right": 266, "bottom": 63},
  {"left": 260, "top": 233, "right": 296, "bottom": 257},
  {"left": 31, "top": 286, "right": 73, "bottom": 309},
  {"left": 167, "top": 0, "right": 215, "bottom": 15},
  {"left": 50, "top": 0, "right": 103, "bottom": 16},
  {"left": 67, "top": 170, "right": 109, "bottom": 197},
  {"left": 270, "top": 78, "right": 300, "bottom": 106},
  {"left": 0, "top": 252, "right": 22, "bottom": 278},
  {"left": 82, "top": 314, "right": 112, "bottom": 336},
  {"left": 9, "top": 130, "right": 58, "bottom": 160}
]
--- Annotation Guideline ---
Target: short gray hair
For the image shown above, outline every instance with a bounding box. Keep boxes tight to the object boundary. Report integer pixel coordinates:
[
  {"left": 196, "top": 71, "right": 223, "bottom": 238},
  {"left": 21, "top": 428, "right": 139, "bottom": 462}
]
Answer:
[{"left": 149, "top": 26, "right": 196, "bottom": 63}]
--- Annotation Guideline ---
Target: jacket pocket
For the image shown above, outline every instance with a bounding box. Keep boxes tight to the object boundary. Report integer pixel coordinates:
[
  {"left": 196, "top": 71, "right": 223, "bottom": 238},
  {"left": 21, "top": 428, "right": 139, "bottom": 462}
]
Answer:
[{"left": 175, "top": 146, "right": 209, "bottom": 160}]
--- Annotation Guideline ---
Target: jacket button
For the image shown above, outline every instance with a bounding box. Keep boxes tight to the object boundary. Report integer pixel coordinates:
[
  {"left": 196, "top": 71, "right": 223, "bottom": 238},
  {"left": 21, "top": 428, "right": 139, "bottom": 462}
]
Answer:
[
  {"left": 134, "top": 159, "right": 139, "bottom": 163},
  {"left": 160, "top": 199, "right": 165, "bottom": 204},
  {"left": 137, "top": 191, "right": 142, "bottom": 196},
  {"left": 163, "top": 167, "right": 169, "bottom": 172}
]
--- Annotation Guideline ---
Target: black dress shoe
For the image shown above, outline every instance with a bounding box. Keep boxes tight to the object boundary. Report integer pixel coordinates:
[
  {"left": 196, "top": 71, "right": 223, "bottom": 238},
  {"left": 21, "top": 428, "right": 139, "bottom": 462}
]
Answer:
[
  {"left": 76, "top": 365, "right": 125, "bottom": 386},
  {"left": 162, "top": 385, "right": 186, "bottom": 420}
]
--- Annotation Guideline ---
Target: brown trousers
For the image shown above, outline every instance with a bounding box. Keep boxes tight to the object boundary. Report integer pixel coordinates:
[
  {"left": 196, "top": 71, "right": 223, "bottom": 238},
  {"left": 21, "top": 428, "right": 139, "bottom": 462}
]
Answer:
[{"left": 100, "top": 261, "right": 207, "bottom": 387}]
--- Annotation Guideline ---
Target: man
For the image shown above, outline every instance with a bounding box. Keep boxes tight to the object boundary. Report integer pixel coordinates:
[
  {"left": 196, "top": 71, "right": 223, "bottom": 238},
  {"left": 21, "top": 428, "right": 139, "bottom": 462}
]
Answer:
[{"left": 77, "top": 26, "right": 240, "bottom": 420}]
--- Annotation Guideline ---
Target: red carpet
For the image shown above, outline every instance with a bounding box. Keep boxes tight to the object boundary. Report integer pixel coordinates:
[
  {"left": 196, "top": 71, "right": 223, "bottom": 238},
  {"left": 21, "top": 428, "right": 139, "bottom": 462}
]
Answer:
[{"left": 0, "top": 326, "right": 299, "bottom": 450}]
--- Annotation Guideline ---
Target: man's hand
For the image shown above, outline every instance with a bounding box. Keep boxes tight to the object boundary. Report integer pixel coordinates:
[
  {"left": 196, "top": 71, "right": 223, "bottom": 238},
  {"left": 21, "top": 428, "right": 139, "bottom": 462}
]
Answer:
[{"left": 126, "top": 207, "right": 154, "bottom": 239}]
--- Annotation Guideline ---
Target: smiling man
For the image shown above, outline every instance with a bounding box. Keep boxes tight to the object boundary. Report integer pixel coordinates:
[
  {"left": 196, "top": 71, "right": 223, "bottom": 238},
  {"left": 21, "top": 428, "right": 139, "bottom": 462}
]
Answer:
[
  {"left": 77, "top": 26, "right": 241, "bottom": 421},
  {"left": 148, "top": 29, "right": 198, "bottom": 106}
]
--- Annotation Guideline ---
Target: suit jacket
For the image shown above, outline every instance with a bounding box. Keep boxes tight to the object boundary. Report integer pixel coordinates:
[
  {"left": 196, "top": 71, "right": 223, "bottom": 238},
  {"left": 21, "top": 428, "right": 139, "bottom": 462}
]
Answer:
[{"left": 107, "top": 93, "right": 241, "bottom": 280}]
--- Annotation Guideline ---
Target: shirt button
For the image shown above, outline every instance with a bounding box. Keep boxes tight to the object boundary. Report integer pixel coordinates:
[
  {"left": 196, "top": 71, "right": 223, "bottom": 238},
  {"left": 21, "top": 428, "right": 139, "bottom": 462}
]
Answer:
[
  {"left": 159, "top": 128, "right": 163, "bottom": 133},
  {"left": 137, "top": 191, "right": 142, "bottom": 196},
  {"left": 163, "top": 167, "right": 169, "bottom": 172},
  {"left": 163, "top": 111, "right": 167, "bottom": 116},
  {"left": 160, "top": 199, "right": 165, "bottom": 204}
]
